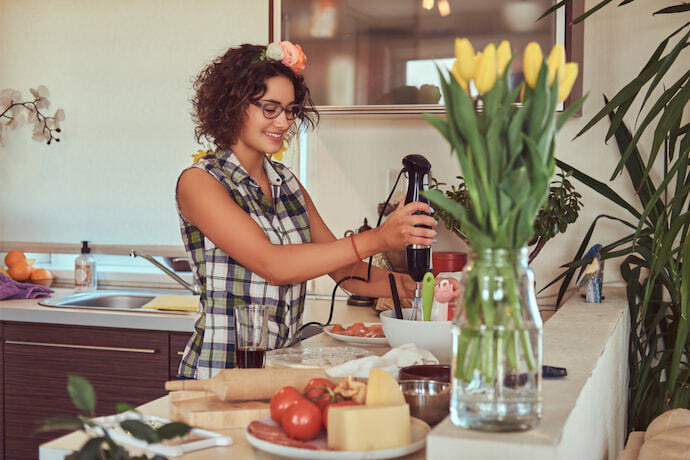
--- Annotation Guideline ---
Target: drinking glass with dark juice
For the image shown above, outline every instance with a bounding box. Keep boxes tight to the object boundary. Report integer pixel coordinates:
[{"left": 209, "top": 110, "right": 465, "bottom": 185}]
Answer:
[{"left": 233, "top": 305, "right": 269, "bottom": 368}]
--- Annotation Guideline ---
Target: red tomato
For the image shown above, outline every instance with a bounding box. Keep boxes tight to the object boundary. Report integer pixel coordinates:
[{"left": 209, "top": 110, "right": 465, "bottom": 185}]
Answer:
[
  {"left": 322, "top": 400, "right": 360, "bottom": 429},
  {"left": 281, "top": 398, "right": 322, "bottom": 441},
  {"left": 303, "top": 378, "right": 336, "bottom": 409},
  {"left": 270, "top": 386, "right": 303, "bottom": 424}
]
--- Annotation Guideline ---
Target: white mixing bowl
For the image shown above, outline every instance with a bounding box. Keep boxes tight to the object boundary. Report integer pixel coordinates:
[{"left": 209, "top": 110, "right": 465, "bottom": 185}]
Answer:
[{"left": 380, "top": 309, "right": 453, "bottom": 364}]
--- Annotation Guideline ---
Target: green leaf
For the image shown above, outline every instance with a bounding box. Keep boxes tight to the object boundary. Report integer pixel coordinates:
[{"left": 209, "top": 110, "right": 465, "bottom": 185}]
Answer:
[
  {"left": 422, "top": 113, "right": 450, "bottom": 145},
  {"left": 115, "top": 403, "right": 137, "bottom": 414},
  {"left": 120, "top": 419, "right": 159, "bottom": 443},
  {"left": 34, "top": 416, "right": 84, "bottom": 434},
  {"left": 557, "top": 94, "right": 587, "bottom": 132},
  {"left": 655, "top": 4, "right": 690, "bottom": 15},
  {"left": 612, "top": 73, "right": 689, "bottom": 179},
  {"left": 528, "top": 63, "right": 550, "bottom": 138},
  {"left": 636, "top": 27, "right": 690, "bottom": 120},
  {"left": 576, "top": 58, "right": 665, "bottom": 138},
  {"left": 606, "top": 98, "right": 662, "bottom": 222},
  {"left": 76, "top": 437, "right": 107, "bottom": 458},
  {"left": 67, "top": 375, "right": 96, "bottom": 415},
  {"left": 157, "top": 422, "right": 192, "bottom": 440},
  {"left": 537, "top": 0, "right": 572, "bottom": 21},
  {"left": 573, "top": 0, "right": 616, "bottom": 23},
  {"left": 646, "top": 80, "right": 690, "bottom": 174},
  {"left": 508, "top": 99, "right": 529, "bottom": 161},
  {"left": 556, "top": 159, "right": 642, "bottom": 219}
]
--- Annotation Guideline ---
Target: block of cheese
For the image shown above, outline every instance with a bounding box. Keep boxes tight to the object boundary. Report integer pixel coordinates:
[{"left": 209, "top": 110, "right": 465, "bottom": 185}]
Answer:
[
  {"left": 327, "top": 404, "right": 411, "bottom": 451},
  {"left": 365, "top": 368, "right": 405, "bottom": 405}
]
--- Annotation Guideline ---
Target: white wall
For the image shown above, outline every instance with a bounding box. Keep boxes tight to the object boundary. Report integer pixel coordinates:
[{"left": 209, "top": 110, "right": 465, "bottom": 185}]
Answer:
[
  {"left": 0, "top": 0, "right": 267, "bottom": 246},
  {"left": 1, "top": 1, "right": 686, "bottom": 295}
]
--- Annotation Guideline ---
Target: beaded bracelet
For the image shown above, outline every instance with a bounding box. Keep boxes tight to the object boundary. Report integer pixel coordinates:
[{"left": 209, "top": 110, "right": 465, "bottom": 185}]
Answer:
[{"left": 349, "top": 234, "right": 362, "bottom": 261}]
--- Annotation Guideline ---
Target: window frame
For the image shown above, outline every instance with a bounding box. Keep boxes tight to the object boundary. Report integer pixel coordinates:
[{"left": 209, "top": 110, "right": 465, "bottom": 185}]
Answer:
[{"left": 268, "top": 0, "right": 584, "bottom": 115}]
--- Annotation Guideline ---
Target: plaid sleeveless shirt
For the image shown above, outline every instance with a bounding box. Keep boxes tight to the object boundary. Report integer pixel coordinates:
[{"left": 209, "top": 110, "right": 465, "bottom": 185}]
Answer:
[{"left": 176, "top": 150, "right": 311, "bottom": 379}]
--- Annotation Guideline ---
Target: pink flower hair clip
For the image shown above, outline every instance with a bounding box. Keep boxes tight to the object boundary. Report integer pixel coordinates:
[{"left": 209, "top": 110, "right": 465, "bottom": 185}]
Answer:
[{"left": 263, "top": 41, "right": 307, "bottom": 75}]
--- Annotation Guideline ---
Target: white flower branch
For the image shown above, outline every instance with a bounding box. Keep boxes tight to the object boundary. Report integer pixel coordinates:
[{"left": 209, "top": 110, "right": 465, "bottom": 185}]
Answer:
[{"left": 0, "top": 85, "right": 65, "bottom": 146}]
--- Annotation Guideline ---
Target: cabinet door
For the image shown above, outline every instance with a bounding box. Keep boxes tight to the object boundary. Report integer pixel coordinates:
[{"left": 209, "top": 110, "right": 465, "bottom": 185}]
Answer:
[
  {"left": 169, "top": 332, "right": 193, "bottom": 379},
  {"left": 3, "top": 322, "right": 169, "bottom": 460}
]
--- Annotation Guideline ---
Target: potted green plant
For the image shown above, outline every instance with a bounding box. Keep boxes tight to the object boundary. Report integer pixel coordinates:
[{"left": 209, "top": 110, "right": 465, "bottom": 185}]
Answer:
[
  {"left": 541, "top": 1, "right": 689, "bottom": 431},
  {"left": 432, "top": 168, "right": 583, "bottom": 263}
]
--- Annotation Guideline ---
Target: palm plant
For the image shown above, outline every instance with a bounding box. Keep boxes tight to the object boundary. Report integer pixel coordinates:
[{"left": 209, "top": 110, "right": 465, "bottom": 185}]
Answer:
[{"left": 541, "top": 1, "right": 689, "bottom": 431}]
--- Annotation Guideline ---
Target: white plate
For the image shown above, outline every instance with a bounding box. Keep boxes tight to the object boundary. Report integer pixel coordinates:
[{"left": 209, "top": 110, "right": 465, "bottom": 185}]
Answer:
[
  {"left": 267, "top": 346, "right": 375, "bottom": 368},
  {"left": 323, "top": 323, "right": 389, "bottom": 345},
  {"left": 87, "top": 413, "right": 232, "bottom": 456},
  {"left": 246, "top": 416, "right": 429, "bottom": 459}
]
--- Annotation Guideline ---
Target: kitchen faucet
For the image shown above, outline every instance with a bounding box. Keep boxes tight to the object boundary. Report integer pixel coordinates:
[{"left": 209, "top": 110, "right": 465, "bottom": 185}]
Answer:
[{"left": 130, "top": 250, "right": 200, "bottom": 295}]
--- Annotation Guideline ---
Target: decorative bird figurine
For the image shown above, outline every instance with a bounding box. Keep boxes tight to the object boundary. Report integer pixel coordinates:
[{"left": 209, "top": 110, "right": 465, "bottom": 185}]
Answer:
[
  {"left": 576, "top": 244, "right": 602, "bottom": 284},
  {"left": 577, "top": 244, "right": 603, "bottom": 302}
]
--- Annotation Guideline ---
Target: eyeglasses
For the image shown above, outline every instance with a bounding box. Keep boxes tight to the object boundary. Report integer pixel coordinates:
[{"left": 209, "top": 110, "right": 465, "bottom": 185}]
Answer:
[{"left": 251, "top": 100, "right": 302, "bottom": 120}]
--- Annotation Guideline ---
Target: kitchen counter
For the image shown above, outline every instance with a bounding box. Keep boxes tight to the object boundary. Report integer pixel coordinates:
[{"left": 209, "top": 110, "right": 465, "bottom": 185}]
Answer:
[
  {"left": 37, "top": 287, "right": 629, "bottom": 460},
  {"left": 0, "top": 288, "right": 355, "bottom": 333}
]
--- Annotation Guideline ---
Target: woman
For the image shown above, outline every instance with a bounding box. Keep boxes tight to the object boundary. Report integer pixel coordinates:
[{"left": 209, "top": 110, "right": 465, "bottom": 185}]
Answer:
[{"left": 176, "top": 42, "right": 446, "bottom": 379}]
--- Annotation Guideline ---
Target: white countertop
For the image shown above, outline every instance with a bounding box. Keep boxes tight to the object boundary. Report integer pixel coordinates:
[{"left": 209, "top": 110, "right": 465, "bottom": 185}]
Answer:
[
  {"left": 0, "top": 288, "right": 354, "bottom": 333},
  {"left": 34, "top": 286, "right": 630, "bottom": 460}
]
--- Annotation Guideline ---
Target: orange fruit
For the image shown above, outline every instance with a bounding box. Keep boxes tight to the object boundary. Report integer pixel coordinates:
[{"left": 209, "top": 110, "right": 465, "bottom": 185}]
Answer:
[
  {"left": 4, "top": 250, "right": 26, "bottom": 268},
  {"left": 30, "top": 268, "right": 53, "bottom": 281},
  {"left": 8, "top": 262, "right": 32, "bottom": 281}
]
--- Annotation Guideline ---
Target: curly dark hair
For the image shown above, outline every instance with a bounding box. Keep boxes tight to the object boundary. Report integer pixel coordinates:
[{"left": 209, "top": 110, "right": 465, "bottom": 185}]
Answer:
[{"left": 191, "top": 43, "right": 319, "bottom": 150}]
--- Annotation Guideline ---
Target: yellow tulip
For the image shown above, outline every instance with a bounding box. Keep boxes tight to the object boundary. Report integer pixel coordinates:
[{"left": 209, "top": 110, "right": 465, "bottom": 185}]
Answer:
[
  {"left": 523, "top": 42, "right": 543, "bottom": 89},
  {"left": 451, "top": 59, "right": 469, "bottom": 92},
  {"left": 475, "top": 43, "right": 497, "bottom": 95},
  {"left": 497, "top": 40, "right": 512, "bottom": 78},
  {"left": 547, "top": 44, "right": 565, "bottom": 86},
  {"left": 558, "top": 62, "right": 578, "bottom": 103},
  {"left": 455, "top": 38, "right": 477, "bottom": 81}
]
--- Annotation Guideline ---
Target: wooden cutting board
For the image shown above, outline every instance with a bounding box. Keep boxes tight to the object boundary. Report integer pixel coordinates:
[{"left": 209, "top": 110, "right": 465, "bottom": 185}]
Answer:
[{"left": 168, "top": 390, "right": 270, "bottom": 430}]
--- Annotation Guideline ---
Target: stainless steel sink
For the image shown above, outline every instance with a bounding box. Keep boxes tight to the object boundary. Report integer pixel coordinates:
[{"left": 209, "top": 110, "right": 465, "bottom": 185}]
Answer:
[{"left": 38, "top": 290, "right": 191, "bottom": 313}]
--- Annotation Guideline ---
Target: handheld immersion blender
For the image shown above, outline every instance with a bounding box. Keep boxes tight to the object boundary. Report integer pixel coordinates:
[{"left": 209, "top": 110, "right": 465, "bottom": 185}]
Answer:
[{"left": 402, "top": 154, "right": 432, "bottom": 320}]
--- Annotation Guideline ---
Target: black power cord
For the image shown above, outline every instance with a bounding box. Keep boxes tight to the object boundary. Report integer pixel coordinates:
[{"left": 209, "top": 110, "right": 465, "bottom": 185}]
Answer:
[{"left": 294, "top": 168, "right": 406, "bottom": 340}]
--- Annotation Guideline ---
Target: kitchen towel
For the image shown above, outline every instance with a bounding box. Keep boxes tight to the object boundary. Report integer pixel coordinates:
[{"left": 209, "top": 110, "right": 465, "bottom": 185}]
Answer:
[
  {"left": 325, "top": 343, "right": 439, "bottom": 379},
  {"left": 141, "top": 295, "right": 199, "bottom": 312},
  {"left": 0, "top": 273, "right": 53, "bottom": 300}
]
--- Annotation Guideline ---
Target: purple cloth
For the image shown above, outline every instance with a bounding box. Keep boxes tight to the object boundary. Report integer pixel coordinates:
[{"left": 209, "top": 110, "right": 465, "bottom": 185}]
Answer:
[{"left": 0, "top": 273, "right": 53, "bottom": 300}]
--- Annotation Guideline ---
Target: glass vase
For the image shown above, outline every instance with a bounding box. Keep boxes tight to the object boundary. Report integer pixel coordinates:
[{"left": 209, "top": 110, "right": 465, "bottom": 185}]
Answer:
[{"left": 450, "top": 247, "right": 543, "bottom": 431}]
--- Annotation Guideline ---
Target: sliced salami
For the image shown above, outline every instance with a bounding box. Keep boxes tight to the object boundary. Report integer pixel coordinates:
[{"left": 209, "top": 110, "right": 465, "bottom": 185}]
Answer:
[{"left": 247, "top": 421, "right": 327, "bottom": 450}]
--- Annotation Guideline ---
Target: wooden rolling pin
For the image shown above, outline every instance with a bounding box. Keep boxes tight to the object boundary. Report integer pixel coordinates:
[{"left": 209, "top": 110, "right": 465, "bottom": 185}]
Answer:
[{"left": 165, "top": 368, "right": 331, "bottom": 402}]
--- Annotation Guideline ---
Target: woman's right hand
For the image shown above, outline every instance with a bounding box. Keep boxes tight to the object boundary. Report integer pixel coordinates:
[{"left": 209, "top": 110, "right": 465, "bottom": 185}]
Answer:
[{"left": 375, "top": 200, "right": 437, "bottom": 252}]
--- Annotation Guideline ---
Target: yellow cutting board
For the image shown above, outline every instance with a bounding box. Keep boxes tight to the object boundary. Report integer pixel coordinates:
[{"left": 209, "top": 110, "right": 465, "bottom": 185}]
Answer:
[
  {"left": 168, "top": 390, "right": 270, "bottom": 429},
  {"left": 141, "top": 295, "right": 199, "bottom": 312}
]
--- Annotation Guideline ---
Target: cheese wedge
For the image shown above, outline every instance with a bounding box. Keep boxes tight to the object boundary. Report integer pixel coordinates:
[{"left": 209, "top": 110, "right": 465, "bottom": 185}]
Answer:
[
  {"left": 365, "top": 368, "right": 405, "bottom": 405},
  {"left": 327, "top": 404, "right": 411, "bottom": 451}
]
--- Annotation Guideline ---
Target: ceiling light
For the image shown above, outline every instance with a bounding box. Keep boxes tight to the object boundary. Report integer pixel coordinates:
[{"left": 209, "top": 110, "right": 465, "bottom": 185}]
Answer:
[
  {"left": 422, "top": 0, "right": 434, "bottom": 10},
  {"left": 502, "top": 1, "right": 541, "bottom": 32},
  {"left": 438, "top": 0, "right": 451, "bottom": 16}
]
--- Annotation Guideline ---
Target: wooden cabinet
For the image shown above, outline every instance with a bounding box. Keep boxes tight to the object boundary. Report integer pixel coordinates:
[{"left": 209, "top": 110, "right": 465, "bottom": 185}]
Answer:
[
  {"left": 2, "top": 322, "right": 179, "bottom": 460},
  {"left": 169, "top": 332, "right": 193, "bottom": 379}
]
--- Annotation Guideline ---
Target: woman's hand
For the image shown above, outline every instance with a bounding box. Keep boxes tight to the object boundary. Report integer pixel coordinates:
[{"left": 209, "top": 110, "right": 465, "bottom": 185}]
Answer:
[{"left": 375, "top": 201, "right": 437, "bottom": 252}]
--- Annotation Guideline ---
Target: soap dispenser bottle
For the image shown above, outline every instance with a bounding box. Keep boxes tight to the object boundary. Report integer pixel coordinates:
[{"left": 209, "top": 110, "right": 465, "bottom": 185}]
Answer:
[{"left": 75, "top": 241, "right": 97, "bottom": 290}]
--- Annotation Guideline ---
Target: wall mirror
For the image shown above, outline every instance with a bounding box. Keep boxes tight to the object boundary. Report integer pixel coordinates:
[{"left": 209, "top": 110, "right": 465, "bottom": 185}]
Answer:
[{"left": 271, "top": 0, "right": 580, "bottom": 114}]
